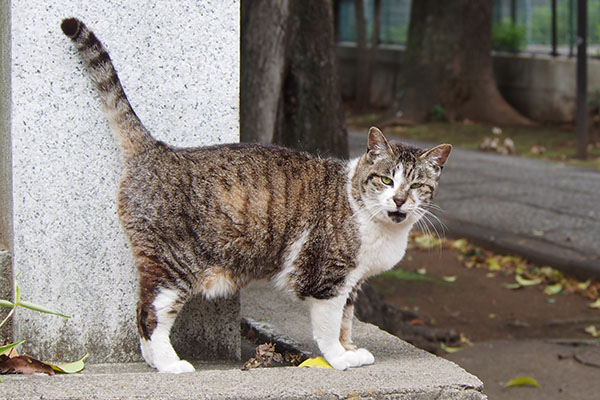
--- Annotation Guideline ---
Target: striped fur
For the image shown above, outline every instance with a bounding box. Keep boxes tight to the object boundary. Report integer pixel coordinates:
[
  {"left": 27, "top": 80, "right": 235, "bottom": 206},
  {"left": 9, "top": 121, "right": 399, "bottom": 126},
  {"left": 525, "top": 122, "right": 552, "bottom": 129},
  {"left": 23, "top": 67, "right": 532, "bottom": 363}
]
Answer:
[
  {"left": 61, "top": 18, "right": 152, "bottom": 159},
  {"left": 61, "top": 18, "right": 451, "bottom": 372}
]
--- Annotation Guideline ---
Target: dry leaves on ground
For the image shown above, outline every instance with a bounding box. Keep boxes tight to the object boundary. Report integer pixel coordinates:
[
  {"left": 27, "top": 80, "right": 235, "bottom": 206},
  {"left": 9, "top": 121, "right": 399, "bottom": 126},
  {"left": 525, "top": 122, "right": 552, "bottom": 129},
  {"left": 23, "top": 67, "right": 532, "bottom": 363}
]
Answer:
[
  {"left": 409, "top": 232, "right": 600, "bottom": 306},
  {"left": 241, "top": 343, "right": 283, "bottom": 370}
]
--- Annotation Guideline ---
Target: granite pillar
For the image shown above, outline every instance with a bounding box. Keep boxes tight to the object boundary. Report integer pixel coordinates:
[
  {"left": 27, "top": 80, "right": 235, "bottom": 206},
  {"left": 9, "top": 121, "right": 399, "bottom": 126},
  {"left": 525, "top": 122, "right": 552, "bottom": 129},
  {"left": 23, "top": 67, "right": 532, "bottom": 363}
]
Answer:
[{"left": 8, "top": 1, "right": 240, "bottom": 363}]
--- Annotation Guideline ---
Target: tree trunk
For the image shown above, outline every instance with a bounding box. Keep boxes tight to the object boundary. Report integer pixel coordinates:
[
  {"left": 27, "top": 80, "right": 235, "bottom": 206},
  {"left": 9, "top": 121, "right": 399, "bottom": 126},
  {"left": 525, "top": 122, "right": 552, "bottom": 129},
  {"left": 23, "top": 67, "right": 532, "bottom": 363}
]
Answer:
[
  {"left": 354, "top": 0, "right": 382, "bottom": 113},
  {"left": 240, "top": 0, "right": 290, "bottom": 143},
  {"left": 274, "top": 0, "right": 348, "bottom": 158},
  {"left": 398, "top": 0, "right": 531, "bottom": 125},
  {"left": 241, "top": 0, "right": 348, "bottom": 158}
]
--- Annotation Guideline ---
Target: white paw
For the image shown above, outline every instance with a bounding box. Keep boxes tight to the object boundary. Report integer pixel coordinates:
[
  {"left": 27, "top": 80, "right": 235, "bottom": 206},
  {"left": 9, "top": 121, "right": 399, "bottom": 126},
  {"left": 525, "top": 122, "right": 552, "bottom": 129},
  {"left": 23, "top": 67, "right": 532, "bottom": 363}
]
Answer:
[
  {"left": 355, "top": 348, "right": 375, "bottom": 365},
  {"left": 326, "top": 348, "right": 374, "bottom": 370},
  {"left": 156, "top": 359, "right": 195, "bottom": 374}
]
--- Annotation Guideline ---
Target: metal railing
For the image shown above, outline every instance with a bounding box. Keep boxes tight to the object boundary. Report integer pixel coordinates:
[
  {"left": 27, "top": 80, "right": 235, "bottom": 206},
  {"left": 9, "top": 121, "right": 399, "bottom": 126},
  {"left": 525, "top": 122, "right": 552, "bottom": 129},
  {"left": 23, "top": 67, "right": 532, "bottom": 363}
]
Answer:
[{"left": 336, "top": 0, "right": 600, "bottom": 57}]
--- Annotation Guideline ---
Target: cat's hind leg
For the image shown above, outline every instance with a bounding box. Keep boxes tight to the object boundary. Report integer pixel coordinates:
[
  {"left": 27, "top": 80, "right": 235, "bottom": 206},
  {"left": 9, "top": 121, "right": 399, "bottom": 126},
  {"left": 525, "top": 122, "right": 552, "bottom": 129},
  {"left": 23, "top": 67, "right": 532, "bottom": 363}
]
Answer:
[
  {"left": 309, "top": 296, "right": 375, "bottom": 370},
  {"left": 138, "top": 284, "right": 194, "bottom": 373}
]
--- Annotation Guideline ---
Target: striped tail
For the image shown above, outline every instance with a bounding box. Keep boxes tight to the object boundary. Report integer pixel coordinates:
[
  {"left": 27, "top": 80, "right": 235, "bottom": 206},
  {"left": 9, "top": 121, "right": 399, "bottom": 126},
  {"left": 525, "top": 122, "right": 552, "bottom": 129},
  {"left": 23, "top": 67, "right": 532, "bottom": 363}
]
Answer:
[{"left": 61, "top": 18, "right": 154, "bottom": 160}]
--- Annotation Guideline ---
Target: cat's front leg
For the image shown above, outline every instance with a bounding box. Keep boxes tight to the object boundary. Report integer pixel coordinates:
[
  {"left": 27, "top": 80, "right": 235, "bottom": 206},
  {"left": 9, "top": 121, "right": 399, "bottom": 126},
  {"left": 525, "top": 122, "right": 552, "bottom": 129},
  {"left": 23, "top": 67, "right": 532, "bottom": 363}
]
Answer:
[{"left": 309, "top": 296, "right": 375, "bottom": 370}]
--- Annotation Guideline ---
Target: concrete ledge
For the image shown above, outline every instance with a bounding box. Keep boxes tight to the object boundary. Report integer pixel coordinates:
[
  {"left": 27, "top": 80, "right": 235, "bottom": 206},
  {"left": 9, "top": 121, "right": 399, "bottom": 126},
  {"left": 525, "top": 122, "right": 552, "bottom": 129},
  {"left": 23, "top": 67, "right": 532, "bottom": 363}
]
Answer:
[
  {"left": 0, "top": 360, "right": 486, "bottom": 400},
  {"left": 1, "top": 281, "right": 486, "bottom": 399}
]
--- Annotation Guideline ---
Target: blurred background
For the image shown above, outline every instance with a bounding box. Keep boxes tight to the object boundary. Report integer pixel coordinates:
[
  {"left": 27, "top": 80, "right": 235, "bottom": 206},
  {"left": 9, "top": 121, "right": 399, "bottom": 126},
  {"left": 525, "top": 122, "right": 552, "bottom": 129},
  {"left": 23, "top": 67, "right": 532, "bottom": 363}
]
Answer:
[{"left": 242, "top": 2, "right": 600, "bottom": 398}]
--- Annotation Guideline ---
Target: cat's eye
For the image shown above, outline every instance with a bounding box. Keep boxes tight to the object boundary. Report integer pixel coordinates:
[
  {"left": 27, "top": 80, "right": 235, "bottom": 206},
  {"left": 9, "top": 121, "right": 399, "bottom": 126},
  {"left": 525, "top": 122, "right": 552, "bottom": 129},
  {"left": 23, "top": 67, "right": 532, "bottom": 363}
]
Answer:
[
  {"left": 410, "top": 183, "right": 423, "bottom": 189},
  {"left": 380, "top": 176, "right": 393, "bottom": 186}
]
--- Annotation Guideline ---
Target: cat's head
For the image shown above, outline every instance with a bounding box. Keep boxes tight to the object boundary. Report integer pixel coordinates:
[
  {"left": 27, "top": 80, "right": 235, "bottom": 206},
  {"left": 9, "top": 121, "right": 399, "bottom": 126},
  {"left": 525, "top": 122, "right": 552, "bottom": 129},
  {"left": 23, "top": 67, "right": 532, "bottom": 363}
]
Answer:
[{"left": 352, "top": 127, "right": 451, "bottom": 227}]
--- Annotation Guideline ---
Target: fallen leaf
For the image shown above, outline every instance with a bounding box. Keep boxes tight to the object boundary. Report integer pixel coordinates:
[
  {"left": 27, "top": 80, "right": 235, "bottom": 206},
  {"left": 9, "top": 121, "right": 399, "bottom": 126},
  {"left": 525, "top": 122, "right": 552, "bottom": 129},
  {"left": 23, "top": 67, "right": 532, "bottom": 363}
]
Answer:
[
  {"left": 283, "top": 352, "right": 303, "bottom": 366},
  {"left": 504, "top": 376, "right": 540, "bottom": 388},
  {"left": 584, "top": 325, "right": 599, "bottom": 338},
  {"left": 515, "top": 275, "right": 542, "bottom": 287},
  {"left": 589, "top": 299, "right": 600, "bottom": 309},
  {"left": 414, "top": 234, "right": 442, "bottom": 249},
  {"left": 440, "top": 343, "right": 463, "bottom": 354},
  {"left": 408, "top": 318, "right": 426, "bottom": 326},
  {"left": 45, "top": 353, "right": 89, "bottom": 374},
  {"left": 416, "top": 268, "right": 427, "bottom": 276},
  {"left": 241, "top": 343, "right": 283, "bottom": 370},
  {"left": 0, "top": 355, "right": 55, "bottom": 376},
  {"left": 544, "top": 283, "right": 563, "bottom": 296},
  {"left": 502, "top": 283, "right": 522, "bottom": 290},
  {"left": 578, "top": 280, "right": 591, "bottom": 291},
  {"left": 298, "top": 357, "right": 333, "bottom": 369},
  {"left": 451, "top": 239, "right": 469, "bottom": 253},
  {"left": 532, "top": 230, "right": 544, "bottom": 237},
  {"left": 487, "top": 257, "right": 502, "bottom": 271},
  {"left": 442, "top": 276, "right": 457, "bottom": 283}
]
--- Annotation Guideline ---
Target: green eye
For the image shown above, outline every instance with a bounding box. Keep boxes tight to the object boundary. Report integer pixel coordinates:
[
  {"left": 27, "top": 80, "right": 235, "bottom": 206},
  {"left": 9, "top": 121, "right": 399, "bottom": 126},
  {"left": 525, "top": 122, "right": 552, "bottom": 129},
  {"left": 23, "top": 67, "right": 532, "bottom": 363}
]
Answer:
[
  {"left": 380, "top": 176, "right": 393, "bottom": 186},
  {"left": 410, "top": 182, "right": 423, "bottom": 189}
]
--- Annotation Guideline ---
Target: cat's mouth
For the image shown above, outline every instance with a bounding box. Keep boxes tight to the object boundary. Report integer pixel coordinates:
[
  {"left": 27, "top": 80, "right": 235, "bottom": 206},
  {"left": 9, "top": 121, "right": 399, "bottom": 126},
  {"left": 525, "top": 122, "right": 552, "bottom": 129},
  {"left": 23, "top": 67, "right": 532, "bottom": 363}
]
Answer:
[{"left": 387, "top": 210, "right": 407, "bottom": 223}]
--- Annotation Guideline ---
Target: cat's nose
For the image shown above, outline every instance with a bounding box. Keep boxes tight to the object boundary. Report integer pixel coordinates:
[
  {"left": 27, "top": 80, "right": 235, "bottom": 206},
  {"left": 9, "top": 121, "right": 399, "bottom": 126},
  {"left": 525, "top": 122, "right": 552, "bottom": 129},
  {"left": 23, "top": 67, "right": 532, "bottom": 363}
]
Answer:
[{"left": 393, "top": 195, "right": 405, "bottom": 207}]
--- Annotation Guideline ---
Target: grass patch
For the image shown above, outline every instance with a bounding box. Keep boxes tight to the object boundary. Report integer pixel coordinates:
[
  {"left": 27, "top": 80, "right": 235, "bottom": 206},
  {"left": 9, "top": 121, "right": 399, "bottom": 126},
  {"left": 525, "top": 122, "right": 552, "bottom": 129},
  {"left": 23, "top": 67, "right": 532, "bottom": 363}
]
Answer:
[{"left": 379, "top": 267, "right": 431, "bottom": 282}]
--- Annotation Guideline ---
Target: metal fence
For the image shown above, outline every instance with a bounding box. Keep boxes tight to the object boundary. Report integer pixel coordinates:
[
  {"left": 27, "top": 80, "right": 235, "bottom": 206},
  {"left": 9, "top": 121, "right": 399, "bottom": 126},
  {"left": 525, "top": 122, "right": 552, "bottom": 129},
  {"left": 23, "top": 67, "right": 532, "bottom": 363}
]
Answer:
[{"left": 337, "top": 0, "right": 600, "bottom": 56}]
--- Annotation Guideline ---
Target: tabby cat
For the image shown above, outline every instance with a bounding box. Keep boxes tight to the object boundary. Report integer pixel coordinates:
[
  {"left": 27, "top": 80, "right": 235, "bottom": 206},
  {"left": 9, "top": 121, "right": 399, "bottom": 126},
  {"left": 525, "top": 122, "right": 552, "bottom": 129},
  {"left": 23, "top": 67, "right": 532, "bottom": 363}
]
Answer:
[{"left": 61, "top": 17, "right": 451, "bottom": 373}]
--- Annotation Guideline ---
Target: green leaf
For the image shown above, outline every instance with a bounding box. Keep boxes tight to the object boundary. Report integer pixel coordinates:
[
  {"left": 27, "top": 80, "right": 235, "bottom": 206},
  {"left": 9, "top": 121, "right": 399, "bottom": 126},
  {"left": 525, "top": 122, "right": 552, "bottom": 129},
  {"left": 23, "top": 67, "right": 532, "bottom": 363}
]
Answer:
[
  {"left": 14, "top": 284, "right": 21, "bottom": 304},
  {"left": 17, "top": 300, "right": 71, "bottom": 319},
  {"left": 44, "top": 353, "right": 89, "bottom": 374},
  {"left": 0, "top": 300, "right": 14, "bottom": 308},
  {"left": 0, "top": 307, "right": 16, "bottom": 330},
  {"left": 0, "top": 340, "right": 26, "bottom": 355},
  {"left": 505, "top": 376, "right": 540, "bottom": 388},
  {"left": 380, "top": 268, "right": 430, "bottom": 282}
]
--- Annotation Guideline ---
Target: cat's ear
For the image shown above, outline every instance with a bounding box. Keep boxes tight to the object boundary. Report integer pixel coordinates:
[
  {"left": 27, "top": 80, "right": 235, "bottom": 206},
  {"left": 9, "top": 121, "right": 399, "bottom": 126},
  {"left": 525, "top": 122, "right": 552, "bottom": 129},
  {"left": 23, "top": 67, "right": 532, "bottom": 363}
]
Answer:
[
  {"left": 420, "top": 144, "right": 452, "bottom": 167},
  {"left": 367, "top": 127, "right": 393, "bottom": 160}
]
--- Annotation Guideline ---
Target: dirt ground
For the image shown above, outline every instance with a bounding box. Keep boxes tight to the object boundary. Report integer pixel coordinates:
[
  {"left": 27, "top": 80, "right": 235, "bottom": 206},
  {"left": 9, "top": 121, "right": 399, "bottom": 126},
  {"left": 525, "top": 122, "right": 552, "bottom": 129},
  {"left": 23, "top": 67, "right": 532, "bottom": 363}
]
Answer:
[{"left": 369, "top": 244, "right": 600, "bottom": 345}]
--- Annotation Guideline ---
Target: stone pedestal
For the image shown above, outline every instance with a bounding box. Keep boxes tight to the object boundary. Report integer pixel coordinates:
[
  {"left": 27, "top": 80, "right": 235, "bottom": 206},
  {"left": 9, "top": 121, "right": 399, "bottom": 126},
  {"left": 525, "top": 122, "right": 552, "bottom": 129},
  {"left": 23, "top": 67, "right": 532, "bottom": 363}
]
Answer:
[{"left": 4, "top": 1, "right": 240, "bottom": 363}]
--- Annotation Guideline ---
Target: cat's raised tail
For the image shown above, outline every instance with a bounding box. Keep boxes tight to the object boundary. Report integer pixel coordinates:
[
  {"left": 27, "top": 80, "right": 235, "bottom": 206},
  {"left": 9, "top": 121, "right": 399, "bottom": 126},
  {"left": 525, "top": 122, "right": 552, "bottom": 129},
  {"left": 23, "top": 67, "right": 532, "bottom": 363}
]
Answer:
[{"left": 61, "top": 18, "right": 154, "bottom": 160}]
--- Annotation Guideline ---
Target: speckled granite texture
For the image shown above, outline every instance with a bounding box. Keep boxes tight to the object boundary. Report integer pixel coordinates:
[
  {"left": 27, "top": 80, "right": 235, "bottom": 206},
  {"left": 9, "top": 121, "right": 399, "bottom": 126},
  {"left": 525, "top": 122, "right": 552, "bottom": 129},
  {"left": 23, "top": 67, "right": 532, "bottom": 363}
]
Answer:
[{"left": 9, "top": 1, "right": 240, "bottom": 363}]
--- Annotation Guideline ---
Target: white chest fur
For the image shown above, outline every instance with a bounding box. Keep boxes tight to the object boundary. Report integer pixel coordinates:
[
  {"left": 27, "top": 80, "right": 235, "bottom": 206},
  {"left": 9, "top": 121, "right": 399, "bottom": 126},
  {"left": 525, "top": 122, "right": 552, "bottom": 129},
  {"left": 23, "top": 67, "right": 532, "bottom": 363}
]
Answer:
[
  {"left": 356, "top": 222, "right": 410, "bottom": 278},
  {"left": 345, "top": 158, "right": 413, "bottom": 287}
]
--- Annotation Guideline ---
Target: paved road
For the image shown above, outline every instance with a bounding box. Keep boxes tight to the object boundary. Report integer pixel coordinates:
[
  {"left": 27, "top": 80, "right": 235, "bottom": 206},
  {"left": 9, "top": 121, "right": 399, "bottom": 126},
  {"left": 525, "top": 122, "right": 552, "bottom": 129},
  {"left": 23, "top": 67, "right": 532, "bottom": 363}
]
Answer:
[{"left": 348, "top": 128, "right": 600, "bottom": 278}]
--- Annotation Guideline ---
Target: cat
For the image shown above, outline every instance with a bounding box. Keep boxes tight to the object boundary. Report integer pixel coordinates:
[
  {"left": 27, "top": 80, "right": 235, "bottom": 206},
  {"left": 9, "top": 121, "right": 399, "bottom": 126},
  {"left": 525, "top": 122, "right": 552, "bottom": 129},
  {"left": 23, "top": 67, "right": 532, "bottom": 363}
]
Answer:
[{"left": 61, "top": 17, "right": 451, "bottom": 373}]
